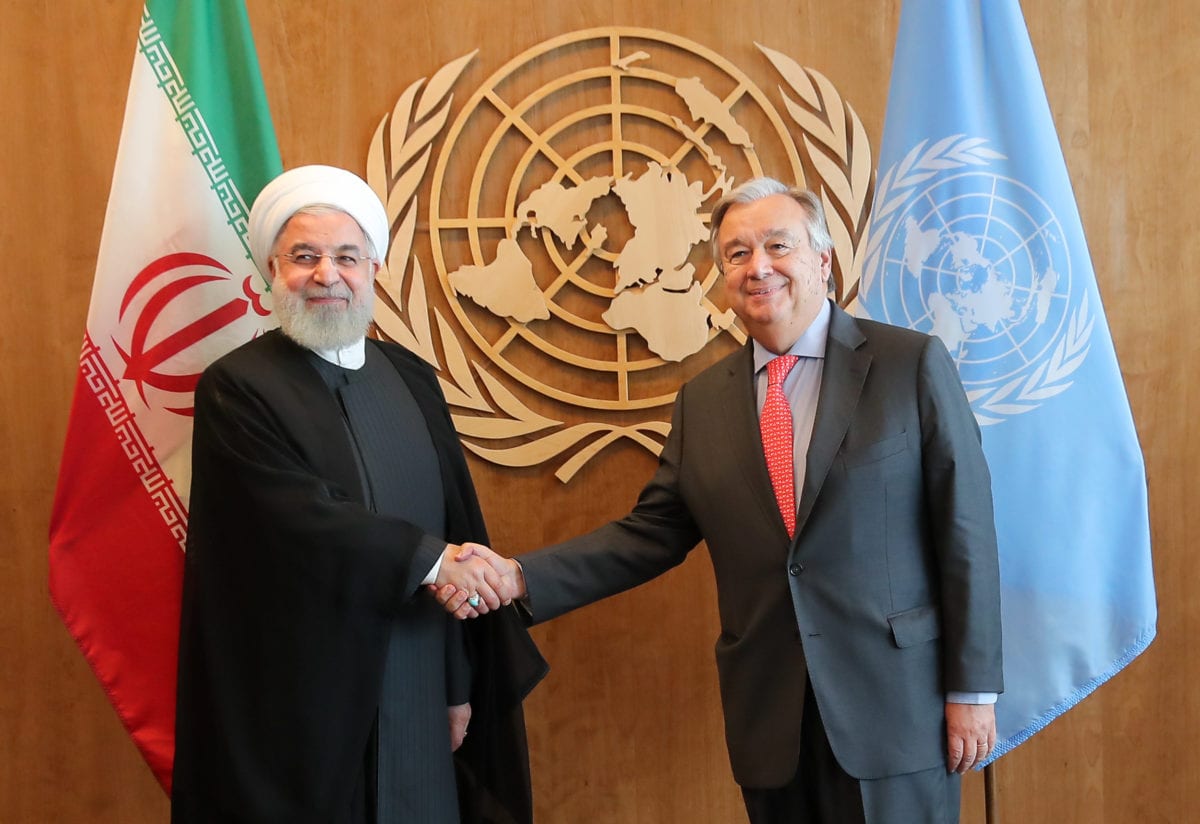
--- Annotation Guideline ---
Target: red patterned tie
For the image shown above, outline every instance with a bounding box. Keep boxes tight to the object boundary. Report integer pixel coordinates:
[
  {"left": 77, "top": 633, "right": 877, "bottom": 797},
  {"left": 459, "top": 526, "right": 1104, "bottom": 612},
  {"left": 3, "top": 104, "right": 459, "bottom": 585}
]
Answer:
[{"left": 761, "top": 355, "right": 800, "bottom": 538}]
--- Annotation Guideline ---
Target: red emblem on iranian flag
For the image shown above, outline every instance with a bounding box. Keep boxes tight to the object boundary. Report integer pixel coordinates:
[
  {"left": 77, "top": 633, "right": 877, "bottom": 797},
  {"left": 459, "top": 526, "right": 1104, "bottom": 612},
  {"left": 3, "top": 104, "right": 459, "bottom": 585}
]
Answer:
[{"left": 114, "top": 252, "right": 270, "bottom": 416}]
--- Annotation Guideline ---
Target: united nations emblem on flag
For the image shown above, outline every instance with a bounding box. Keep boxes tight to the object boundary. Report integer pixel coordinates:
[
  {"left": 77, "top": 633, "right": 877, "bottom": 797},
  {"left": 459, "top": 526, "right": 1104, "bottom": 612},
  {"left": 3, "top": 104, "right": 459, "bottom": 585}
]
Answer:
[
  {"left": 861, "top": 136, "right": 1092, "bottom": 425},
  {"left": 368, "top": 28, "right": 874, "bottom": 477}
]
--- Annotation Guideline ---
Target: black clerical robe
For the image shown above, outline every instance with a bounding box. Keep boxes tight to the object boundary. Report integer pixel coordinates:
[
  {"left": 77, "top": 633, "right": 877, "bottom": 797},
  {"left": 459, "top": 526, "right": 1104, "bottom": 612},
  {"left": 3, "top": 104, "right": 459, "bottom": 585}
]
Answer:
[{"left": 172, "top": 330, "right": 545, "bottom": 823}]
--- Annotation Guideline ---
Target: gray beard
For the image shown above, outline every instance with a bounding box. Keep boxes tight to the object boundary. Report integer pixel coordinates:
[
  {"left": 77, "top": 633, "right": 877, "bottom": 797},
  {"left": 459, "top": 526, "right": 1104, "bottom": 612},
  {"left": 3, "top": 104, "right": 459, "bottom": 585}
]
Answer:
[{"left": 272, "top": 274, "right": 375, "bottom": 351}]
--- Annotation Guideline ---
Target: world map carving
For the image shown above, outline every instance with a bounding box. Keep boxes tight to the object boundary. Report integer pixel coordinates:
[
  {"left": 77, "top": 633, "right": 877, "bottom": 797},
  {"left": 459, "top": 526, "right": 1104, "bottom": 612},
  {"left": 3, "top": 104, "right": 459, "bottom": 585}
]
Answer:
[{"left": 449, "top": 161, "right": 736, "bottom": 362}]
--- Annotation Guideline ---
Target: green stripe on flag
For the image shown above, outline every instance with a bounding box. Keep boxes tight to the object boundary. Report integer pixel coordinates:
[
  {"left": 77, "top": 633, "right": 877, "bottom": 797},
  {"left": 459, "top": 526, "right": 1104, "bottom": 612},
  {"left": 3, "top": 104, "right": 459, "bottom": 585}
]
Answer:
[{"left": 144, "top": 0, "right": 281, "bottom": 252}]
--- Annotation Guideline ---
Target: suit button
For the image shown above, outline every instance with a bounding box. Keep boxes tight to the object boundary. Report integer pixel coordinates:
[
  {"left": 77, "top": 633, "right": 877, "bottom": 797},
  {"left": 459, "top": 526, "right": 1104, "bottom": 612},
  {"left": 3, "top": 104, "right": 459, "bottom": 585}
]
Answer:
[{"left": 789, "top": 563, "right": 803, "bottom": 576}]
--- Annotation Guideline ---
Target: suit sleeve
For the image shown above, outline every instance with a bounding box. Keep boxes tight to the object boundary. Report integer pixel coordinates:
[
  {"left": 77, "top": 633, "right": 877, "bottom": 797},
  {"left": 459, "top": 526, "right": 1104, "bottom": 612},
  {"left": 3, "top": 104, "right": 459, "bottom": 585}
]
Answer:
[
  {"left": 520, "top": 391, "right": 703, "bottom": 623},
  {"left": 917, "top": 336, "right": 1004, "bottom": 694}
]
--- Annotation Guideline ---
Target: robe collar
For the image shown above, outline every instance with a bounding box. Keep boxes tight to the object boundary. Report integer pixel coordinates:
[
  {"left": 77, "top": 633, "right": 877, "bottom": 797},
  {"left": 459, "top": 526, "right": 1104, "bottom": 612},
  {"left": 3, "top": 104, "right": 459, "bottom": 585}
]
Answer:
[{"left": 310, "top": 336, "right": 366, "bottom": 369}]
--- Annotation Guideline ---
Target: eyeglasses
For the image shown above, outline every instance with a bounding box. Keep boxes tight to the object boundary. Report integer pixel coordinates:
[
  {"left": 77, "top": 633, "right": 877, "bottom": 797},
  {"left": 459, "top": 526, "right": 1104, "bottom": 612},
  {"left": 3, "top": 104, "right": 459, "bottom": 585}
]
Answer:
[
  {"left": 721, "top": 240, "right": 799, "bottom": 269},
  {"left": 275, "top": 252, "right": 370, "bottom": 272}
]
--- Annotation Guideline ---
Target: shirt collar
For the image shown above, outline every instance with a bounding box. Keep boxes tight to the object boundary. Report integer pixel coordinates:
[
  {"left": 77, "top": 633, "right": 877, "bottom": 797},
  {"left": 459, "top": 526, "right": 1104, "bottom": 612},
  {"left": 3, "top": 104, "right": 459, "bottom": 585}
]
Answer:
[
  {"left": 752, "top": 298, "right": 832, "bottom": 373},
  {"left": 311, "top": 337, "right": 366, "bottom": 369}
]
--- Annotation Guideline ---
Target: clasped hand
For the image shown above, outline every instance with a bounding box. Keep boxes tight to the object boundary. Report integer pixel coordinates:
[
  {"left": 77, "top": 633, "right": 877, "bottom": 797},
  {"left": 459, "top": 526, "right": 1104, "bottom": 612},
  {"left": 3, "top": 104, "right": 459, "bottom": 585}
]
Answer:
[{"left": 432, "top": 542, "right": 525, "bottom": 619}]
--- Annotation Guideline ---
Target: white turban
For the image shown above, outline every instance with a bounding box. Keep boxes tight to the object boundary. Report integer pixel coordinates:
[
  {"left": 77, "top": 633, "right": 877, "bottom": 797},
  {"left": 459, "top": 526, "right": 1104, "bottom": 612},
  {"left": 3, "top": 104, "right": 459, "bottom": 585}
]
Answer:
[{"left": 247, "top": 164, "right": 389, "bottom": 277}]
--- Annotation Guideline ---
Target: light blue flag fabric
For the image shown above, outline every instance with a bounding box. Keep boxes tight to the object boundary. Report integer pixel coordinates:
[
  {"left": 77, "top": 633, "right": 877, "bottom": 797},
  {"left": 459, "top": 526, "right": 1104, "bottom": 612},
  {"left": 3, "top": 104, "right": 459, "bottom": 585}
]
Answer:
[{"left": 857, "top": 0, "right": 1156, "bottom": 763}]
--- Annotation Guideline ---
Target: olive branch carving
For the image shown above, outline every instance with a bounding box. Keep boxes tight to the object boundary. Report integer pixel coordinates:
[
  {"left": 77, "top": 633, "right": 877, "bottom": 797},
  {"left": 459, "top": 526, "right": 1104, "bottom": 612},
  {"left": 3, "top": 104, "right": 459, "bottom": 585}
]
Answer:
[{"left": 758, "top": 44, "right": 872, "bottom": 307}]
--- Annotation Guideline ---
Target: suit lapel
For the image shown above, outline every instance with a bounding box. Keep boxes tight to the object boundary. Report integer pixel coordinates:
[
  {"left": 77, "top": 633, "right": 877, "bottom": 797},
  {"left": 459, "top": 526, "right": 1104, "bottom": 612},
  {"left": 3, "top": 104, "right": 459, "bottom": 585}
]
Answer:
[{"left": 795, "top": 305, "right": 871, "bottom": 538}]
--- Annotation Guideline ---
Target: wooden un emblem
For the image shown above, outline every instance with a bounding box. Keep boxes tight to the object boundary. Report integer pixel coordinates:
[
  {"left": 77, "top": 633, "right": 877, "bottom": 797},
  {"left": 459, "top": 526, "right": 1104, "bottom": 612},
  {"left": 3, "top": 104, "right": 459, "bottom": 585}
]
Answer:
[{"left": 367, "top": 28, "right": 873, "bottom": 481}]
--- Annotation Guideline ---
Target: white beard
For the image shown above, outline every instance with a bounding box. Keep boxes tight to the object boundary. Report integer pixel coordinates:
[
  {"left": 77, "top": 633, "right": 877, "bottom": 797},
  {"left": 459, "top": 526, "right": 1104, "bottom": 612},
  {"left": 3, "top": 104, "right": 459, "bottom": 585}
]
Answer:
[{"left": 272, "top": 272, "right": 375, "bottom": 351}]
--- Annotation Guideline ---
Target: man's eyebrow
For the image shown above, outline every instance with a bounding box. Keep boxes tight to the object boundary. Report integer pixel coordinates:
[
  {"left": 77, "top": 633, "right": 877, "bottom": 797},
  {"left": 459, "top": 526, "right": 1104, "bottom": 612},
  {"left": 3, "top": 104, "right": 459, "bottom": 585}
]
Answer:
[
  {"left": 764, "top": 228, "right": 800, "bottom": 242},
  {"left": 721, "top": 228, "right": 798, "bottom": 249},
  {"left": 286, "top": 241, "right": 364, "bottom": 252}
]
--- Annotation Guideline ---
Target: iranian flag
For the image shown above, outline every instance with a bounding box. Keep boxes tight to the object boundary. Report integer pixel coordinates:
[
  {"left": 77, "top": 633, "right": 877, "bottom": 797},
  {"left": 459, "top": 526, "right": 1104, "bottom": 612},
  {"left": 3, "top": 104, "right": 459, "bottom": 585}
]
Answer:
[{"left": 49, "top": 0, "right": 280, "bottom": 790}]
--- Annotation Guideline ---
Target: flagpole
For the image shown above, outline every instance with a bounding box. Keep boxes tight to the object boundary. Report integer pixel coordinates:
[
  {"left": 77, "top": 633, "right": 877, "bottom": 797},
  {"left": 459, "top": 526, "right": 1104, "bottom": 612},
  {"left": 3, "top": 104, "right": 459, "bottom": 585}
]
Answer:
[{"left": 984, "top": 762, "right": 998, "bottom": 824}]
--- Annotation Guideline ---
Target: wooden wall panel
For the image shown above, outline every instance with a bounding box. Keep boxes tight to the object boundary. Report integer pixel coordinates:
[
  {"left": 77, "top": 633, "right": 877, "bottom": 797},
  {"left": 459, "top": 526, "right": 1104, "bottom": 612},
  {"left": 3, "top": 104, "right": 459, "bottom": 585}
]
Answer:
[{"left": 2, "top": 1, "right": 1195, "bottom": 822}]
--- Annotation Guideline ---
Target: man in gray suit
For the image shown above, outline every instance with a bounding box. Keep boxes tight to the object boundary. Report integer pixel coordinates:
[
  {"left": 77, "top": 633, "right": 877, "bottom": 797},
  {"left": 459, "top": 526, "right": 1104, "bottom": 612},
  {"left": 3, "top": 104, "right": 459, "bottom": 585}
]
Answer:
[{"left": 440, "top": 177, "right": 1002, "bottom": 823}]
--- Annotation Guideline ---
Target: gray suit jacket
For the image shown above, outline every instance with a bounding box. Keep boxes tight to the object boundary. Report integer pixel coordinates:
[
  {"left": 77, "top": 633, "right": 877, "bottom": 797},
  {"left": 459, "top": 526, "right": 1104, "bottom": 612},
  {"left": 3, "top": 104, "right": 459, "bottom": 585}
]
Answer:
[{"left": 520, "top": 303, "right": 1002, "bottom": 786}]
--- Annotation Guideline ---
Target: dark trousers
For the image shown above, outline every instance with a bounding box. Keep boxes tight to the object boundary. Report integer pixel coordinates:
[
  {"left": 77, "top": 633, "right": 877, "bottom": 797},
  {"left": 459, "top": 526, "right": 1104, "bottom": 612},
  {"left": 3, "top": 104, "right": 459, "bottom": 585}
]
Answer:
[{"left": 741, "top": 684, "right": 960, "bottom": 824}]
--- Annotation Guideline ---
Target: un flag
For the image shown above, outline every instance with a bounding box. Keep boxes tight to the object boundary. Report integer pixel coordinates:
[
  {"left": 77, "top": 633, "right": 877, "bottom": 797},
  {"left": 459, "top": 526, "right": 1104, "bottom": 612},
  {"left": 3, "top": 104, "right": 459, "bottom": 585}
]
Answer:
[{"left": 858, "top": 0, "right": 1157, "bottom": 763}]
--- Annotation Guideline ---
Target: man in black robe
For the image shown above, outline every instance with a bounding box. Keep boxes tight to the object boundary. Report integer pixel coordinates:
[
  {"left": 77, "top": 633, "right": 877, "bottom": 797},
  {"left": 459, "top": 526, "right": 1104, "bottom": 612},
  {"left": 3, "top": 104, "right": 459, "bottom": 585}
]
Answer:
[{"left": 172, "top": 165, "right": 545, "bottom": 823}]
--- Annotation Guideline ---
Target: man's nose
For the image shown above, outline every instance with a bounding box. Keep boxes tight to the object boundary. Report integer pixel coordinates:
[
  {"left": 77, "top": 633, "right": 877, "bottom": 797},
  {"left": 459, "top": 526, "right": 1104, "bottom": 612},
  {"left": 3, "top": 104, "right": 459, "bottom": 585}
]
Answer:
[
  {"left": 748, "top": 247, "right": 774, "bottom": 275},
  {"left": 312, "top": 256, "right": 341, "bottom": 284}
]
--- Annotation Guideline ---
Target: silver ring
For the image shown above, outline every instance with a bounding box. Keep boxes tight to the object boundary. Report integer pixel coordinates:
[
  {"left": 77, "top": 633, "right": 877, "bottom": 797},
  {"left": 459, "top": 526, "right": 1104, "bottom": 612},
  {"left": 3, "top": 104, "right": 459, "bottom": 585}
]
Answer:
[{"left": 467, "top": 593, "right": 481, "bottom": 608}]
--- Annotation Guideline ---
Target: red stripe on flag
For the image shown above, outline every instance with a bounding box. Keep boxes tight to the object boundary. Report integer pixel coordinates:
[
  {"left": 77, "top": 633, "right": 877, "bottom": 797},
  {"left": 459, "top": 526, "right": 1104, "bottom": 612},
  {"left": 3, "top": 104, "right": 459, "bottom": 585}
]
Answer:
[{"left": 49, "top": 337, "right": 185, "bottom": 791}]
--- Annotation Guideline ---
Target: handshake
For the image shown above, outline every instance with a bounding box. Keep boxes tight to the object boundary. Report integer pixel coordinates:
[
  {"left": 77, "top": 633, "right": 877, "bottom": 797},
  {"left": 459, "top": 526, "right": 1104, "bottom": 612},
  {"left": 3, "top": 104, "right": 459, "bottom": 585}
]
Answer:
[{"left": 431, "top": 542, "right": 527, "bottom": 619}]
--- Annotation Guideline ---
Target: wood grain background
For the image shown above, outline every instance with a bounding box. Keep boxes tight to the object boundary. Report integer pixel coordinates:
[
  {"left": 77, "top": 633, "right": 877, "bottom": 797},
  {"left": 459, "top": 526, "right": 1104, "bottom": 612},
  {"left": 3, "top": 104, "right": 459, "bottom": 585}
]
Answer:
[{"left": 2, "top": 1, "right": 1195, "bottom": 821}]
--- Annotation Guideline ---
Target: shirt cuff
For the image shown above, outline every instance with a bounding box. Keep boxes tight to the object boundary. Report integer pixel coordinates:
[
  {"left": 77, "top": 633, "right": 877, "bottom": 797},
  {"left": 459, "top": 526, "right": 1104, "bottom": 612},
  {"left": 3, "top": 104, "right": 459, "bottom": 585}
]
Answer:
[
  {"left": 421, "top": 544, "right": 449, "bottom": 586},
  {"left": 946, "top": 691, "right": 998, "bottom": 705}
]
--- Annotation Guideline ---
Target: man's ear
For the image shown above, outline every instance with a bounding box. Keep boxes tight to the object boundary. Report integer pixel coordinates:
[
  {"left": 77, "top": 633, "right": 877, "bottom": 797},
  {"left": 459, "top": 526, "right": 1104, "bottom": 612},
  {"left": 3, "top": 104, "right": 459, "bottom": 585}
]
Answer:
[{"left": 819, "top": 247, "right": 833, "bottom": 272}]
